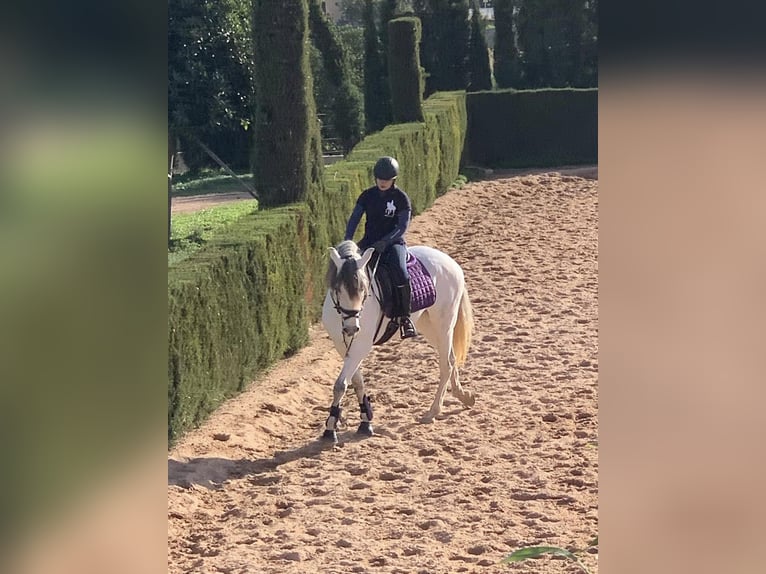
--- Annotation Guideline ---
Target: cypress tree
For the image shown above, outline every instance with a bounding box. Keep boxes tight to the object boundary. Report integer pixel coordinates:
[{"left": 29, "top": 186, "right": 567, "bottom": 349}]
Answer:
[
  {"left": 515, "top": 0, "right": 585, "bottom": 88},
  {"left": 581, "top": 0, "right": 598, "bottom": 86},
  {"left": 493, "top": 0, "right": 523, "bottom": 88},
  {"left": 363, "top": 0, "right": 392, "bottom": 132},
  {"left": 560, "top": 0, "right": 588, "bottom": 87},
  {"left": 415, "top": 0, "right": 470, "bottom": 95},
  {"left": 379, "top": 0, "right": 399, "bottom": 58},
  {"left": 308, "top": 0, "right": 365, "bottom": 152},
  {"left": 252, "top": 0, "right": 324, "bottom": 207},
  {"left": 466, "top": 0, "right": 492, "bottom": 91},
  {"left": 378, "top": 0, "right": 400, "bottom": 124},
  {"left": 388, "top": 17, "right": 425, "bottom": 123}
]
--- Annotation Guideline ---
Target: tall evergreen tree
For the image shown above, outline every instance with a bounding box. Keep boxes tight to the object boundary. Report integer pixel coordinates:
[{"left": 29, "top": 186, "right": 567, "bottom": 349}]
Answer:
[
  {"left": 379, "top": 0, "right": 399, "bottom": 56},
  {"left": 415, "top": 0, "right": 471, "bottom": 95},
  {"left": 363, "top": 0, "right": 391, "bottom": 131},
  {"left": 581, "top": 0, "right": 598, "bottom": 86},
  {"left": 467, "top": 0, "right": 492, "bottom": 91},
  {"left": 515, "top": 0, "right": 548, "bottom": 87},
  {"left": 547, "top": 0, "right": 585, "bottom": 86},
  {"left": 378, "top": 0, "right": 399, "bottom": 121},
  {"left": 308, "top": 0, "right": 365, "bottom": 152},
  {"left": 387, "top": 17, "right": 425, "bottom": 122},
  {"left": 516, "top": 0, "right": 591, "bottom": 88},
  {"left": 492, "top": 0, "right": 522, "bottom": 88},
  {"left": 252, "top": 0, "right": 324, "bottom": 207}
]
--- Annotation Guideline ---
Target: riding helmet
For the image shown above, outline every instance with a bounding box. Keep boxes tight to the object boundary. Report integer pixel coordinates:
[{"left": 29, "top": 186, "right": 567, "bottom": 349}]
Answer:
[{"left": 373, "top": 156, "right": 399, "bottom": 180}]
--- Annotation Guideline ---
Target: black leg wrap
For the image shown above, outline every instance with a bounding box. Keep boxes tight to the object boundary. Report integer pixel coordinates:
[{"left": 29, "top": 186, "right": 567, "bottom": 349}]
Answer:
[
  {"left": 357, "top": 421, "right": 374, "bottom": 436},
  {"left": 361, "top": 395, "right": 373, "bottom": 421},
  {"left": 322, "top": 428, "right": 338, "bottom": 442},
  {"left": 324, "top": 405, "right": 341, "bottom": 441}
]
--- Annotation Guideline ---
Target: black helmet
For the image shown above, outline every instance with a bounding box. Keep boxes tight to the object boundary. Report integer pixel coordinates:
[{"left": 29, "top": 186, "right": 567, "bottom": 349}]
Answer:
[{"left": 373, "top": 156, "right": 399, "bottom": 180}]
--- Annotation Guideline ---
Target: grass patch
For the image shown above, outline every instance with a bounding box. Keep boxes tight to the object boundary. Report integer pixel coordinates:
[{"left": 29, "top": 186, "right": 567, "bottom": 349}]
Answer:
[
  {"left": 171, "top": 170, "right": 255, "bottom": 197},
  {"left": 451, "top": 174, "right": 469, "bottom": 188},
  {"left": 502, "top": 537, "right": 597, "bottom": 572},
  {"left": 168, "top": 200, "right": 258, "bottom": 265}
]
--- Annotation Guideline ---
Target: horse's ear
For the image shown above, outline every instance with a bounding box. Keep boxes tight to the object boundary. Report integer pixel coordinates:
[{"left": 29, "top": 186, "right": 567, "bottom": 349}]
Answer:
[
  {"left": 358, "top": 247, "right": 375, "bottom": 270},
  {"left": 329, "top": 247, "right": 343, "bottom": 270}
]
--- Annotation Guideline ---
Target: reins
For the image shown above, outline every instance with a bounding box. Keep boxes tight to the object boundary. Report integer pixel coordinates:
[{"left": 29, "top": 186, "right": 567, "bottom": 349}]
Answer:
[{"left": 368, "top": 254, "right": 388, "bottom": 343}]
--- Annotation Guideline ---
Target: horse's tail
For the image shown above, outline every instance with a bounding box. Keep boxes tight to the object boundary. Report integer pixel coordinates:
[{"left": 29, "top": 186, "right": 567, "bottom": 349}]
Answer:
[{"left": 453, "top": 286, "right": 474, "bottom": 367}]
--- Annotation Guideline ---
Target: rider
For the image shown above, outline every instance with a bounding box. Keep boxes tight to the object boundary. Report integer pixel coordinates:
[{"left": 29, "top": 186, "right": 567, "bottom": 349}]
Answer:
[{"left": 344, "top": 156, "right": 417, "bottom": 339}]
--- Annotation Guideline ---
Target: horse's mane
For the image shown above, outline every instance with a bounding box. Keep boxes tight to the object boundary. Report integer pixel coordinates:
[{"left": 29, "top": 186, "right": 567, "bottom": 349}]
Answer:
[
  {"left": 326, "top": 240, "right": 369, "bottom": 299},
  {"left": 335, "top": 240, "right": 358, "bottom": 259}
]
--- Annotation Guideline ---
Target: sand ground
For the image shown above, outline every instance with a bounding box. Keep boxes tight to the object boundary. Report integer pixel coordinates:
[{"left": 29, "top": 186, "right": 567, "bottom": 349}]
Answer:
[{"left": 168, "top": 168, "right": 598, "bottom": 573}]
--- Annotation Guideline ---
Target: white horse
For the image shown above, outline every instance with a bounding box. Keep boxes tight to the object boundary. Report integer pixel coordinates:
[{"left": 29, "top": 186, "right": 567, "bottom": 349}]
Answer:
[{"left": 321, "top": 240, "right": 475, "bottom": 442}]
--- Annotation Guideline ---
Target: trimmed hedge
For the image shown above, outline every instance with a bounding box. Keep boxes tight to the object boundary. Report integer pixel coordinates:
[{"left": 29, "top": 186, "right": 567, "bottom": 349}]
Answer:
[
  {"left": 168, "top": 91, "right": 467, "bottom": 443},
  {"left": 465, "top": 88, "right": 597, "bottom": 168},
  {"left": 168, "top": 206, "right": 311, "bottom": 442}
]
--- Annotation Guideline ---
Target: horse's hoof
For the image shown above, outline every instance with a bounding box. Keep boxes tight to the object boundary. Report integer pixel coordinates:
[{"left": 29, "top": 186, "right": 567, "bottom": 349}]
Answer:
[
  {"left": 464, "top": 392, "right": 476, "bottom": 407},
  {"left": 419, "top": 413, "right": 436, "bottom": 424},
  {"left": 356, "top": 422, "right": 374, "bottom": 436},
  {"left": 322, "top": 429, "right": 338, "bottom": 443}
]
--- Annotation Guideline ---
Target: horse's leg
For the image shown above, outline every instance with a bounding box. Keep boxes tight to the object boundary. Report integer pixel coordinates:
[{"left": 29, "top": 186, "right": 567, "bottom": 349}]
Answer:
[
  {"left": 351, "top": 369, "right": 374, "bottom": 436},
  {"left": 323, "top": 341, "right": 374, "bottom": 442},
  {"left": 323, "top": 372, "right": 349, "bottom": 442},
  {"left": 447, "top": 347, "right": 475, "bottom": 407},
  {"left": 421, "top": 328, "right": 455, "bottom": 423},
  {"left": 413, "top": 311, "right": 451, "bottom": 421}
]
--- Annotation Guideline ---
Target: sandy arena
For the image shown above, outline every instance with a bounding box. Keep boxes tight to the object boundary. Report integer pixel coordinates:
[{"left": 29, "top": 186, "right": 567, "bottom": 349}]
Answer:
[{"left": 168, "top": 168, "right": 598, "bottom": 573}]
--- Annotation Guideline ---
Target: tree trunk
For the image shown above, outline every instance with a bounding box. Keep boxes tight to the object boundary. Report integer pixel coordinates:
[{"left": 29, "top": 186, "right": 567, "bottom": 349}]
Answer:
[{"left": 168, "top": 132, "right": 175, "bottom": 248}]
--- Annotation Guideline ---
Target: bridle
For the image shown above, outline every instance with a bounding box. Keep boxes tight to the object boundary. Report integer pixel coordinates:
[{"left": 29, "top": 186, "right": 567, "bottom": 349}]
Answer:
[
  {"left": 330, "top": 291, "right": 366, "bottom": 325},
  {"left": 330, "top": 254, "right": 381, "bottom": 356}
]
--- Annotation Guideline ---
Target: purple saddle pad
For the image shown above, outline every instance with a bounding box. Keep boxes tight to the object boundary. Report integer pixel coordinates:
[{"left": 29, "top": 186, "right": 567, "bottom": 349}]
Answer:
[{"left": 407, "top": 252, "right": 436, "bottom": 312}]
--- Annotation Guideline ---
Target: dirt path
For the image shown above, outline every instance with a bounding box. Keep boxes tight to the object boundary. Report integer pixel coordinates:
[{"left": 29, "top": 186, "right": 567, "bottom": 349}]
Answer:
[
  {"left": 168, "top": 171, "right": 599, "bottom": 573},
  {"left": 171, "top": 192, "right": 257, "bottom": 214},
  {"left": 170, "top": 166, "right": 597, "bottom": 215}
]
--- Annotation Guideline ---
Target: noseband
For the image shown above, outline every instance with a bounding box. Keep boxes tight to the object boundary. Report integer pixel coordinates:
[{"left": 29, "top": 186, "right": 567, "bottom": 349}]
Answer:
[{"left": 331, "top": 294, "right": 365, "bottom": 322}]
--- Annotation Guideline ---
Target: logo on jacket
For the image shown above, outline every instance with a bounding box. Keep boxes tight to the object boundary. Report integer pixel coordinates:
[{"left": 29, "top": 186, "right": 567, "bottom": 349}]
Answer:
[{"left": 384, "top": 200, "right": 396, "bottom": 217}]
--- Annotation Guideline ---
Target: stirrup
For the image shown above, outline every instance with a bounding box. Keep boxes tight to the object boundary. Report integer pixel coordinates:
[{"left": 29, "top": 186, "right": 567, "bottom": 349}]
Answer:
[{"left": 400, "top": 318, "right": 417, "bottom": 339}]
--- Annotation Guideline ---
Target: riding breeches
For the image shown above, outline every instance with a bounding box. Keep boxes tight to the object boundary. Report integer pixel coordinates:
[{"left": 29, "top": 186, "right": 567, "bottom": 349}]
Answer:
[{"left": 380, "top": 243, "right": 409, "bottom": 286}]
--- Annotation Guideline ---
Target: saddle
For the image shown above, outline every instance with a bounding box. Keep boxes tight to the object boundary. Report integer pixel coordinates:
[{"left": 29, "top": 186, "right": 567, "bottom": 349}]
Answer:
[{"left": 369, "top": 251, "right": 436, "bottom": 346}]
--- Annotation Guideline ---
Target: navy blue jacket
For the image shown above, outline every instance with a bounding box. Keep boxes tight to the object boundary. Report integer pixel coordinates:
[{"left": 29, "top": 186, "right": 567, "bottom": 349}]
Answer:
[{"left": 344, "top": 185, "right": 412, "bottom": 250}]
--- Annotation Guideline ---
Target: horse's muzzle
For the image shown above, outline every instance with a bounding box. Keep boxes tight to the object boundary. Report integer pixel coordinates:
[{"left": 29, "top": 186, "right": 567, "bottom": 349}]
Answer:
[
  {"left": 343, "top": 317, "right": 359, "bottom": 337},
  {"left": 343, "top": 322, "right": 360, "bottom": 336}
]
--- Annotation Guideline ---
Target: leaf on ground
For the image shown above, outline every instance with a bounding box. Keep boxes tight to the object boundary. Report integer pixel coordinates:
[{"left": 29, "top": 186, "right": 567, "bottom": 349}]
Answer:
[{"left": 501, "top": 546, "right": 579, "bottom": 563}]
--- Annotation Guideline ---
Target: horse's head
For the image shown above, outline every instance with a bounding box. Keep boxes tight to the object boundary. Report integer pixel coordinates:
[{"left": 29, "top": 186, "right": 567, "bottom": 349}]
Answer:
[{"left": 326, "top": 240, "right": 375, "bottom": 336}]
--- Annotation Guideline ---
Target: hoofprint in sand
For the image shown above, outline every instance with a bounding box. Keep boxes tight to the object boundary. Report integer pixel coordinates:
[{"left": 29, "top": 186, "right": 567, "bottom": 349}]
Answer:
[{"left": 168, "top": 171, "right": 598, "bottom": 573}]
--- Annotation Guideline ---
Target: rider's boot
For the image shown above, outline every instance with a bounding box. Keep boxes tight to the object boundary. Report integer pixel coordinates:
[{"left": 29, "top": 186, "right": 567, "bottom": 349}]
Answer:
[{"left": 396, "top": 284, "right": 417, "bottom": 339}]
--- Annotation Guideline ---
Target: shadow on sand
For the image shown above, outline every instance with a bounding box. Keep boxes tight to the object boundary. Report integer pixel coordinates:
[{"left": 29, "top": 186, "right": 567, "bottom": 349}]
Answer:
[{"left": 168, "top": 440, "right": 332, "bottom": 489}]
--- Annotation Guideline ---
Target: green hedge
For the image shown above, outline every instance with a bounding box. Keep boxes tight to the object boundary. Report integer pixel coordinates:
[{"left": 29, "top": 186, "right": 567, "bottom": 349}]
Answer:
[
  {"left": 168, "top": 91, "right": 467, "bottom": 443},
  {"left": 465, "top": 88, "right": 597, "bottom": 168},
  {"left": 168, "top": 206, "right": 310, "bottom": 443}
]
